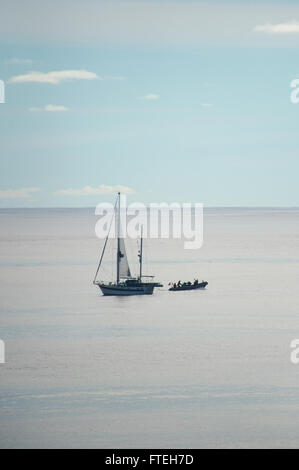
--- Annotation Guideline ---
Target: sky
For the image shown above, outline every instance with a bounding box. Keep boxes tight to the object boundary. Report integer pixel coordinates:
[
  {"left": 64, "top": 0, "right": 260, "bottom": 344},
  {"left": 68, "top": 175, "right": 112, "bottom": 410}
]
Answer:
[{"left": 1, "top": 0, "right": 299, "bottom": 207}]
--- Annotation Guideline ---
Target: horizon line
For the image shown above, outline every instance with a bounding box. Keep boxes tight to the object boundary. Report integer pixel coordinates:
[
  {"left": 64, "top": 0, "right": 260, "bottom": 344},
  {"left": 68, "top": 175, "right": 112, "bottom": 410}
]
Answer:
[{"left": 0, "top": 205, "right": 299, "bottom": 210}]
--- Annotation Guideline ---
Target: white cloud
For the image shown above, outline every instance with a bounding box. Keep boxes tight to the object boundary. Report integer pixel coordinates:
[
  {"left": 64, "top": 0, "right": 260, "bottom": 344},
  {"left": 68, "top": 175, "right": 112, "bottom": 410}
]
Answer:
[
  {"left": 254, "top": 21, "right": 299, "bottom": 34},
  {"left": 29, "top": 104, "right": 68, "bottom": 112},
  {"left": 8, "top": 70, "right": 100, "bottom": 84},
  {"left": 6, "top": 58, "right": 33, "bottom": 65},
  {"left": 0, "top": 187, "right": 40, "bottom": 199},
  {"left": 139, "top": 94, "right": 160, "bottom": 100},
  {"left": 56, "top": 185, "right": 135, "bottom": 196}
]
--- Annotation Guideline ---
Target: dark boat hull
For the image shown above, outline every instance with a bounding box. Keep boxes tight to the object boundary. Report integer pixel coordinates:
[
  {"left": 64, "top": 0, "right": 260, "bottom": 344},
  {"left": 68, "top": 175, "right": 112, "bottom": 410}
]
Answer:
[
  {"left": 97, "top": 282, "right": 155, "bottom": 296},
  {"left": 169, "top": 281, "right": 208, "bottom": 291}
]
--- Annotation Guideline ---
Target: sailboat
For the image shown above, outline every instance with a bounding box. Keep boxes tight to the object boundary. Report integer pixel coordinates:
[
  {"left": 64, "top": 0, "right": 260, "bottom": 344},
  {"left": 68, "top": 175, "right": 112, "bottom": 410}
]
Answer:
[{"left": 93, "top": 192, "right": 163, "bottom": 296}]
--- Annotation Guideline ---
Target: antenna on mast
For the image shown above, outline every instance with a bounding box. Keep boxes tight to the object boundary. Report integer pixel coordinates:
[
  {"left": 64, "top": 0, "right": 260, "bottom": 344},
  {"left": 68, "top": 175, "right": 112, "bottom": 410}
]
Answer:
[
  {"left": 139, "top": 226, "right": 143, "bottom": 281},
  {"left": 116, "top": 192, "right": 121, "bottom": 284}
]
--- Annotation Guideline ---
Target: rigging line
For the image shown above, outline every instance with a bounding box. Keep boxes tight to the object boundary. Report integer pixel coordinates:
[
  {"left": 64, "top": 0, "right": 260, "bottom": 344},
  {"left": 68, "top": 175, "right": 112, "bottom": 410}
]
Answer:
[{"left": 93, "top": 197, "right": 118, "bottom": 284}]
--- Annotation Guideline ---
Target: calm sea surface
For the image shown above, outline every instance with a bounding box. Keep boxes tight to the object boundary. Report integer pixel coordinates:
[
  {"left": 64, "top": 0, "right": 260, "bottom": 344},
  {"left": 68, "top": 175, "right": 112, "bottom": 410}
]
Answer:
[{"left": 0, "top": 207, "right": 299, "bottom": 448}]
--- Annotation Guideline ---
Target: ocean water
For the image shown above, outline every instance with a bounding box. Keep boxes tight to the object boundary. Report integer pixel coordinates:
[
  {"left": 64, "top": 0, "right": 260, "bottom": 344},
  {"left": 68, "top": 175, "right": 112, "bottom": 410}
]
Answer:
[{"left": 0, "top": 207, "right": 299, "bottom": 448}]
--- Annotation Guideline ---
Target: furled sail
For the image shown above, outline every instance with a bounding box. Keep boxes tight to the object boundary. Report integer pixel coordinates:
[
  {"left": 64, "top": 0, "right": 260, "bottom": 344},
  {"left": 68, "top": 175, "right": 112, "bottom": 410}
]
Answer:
[{"left": 118, "top": 237, "right": 131, "bottom": 278}]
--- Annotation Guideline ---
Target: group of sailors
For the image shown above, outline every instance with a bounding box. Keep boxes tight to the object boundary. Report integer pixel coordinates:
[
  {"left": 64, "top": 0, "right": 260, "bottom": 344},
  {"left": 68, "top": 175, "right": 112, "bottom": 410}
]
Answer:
[{"left": 170, "top": 279, "right": 200, "bottom": 289}]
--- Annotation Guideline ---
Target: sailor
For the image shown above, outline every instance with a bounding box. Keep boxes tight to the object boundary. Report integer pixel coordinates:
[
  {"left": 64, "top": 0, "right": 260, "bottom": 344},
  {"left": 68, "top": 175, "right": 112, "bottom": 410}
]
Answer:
[{"left": 178, "top": 280, "right": 181, "bottom": 287}]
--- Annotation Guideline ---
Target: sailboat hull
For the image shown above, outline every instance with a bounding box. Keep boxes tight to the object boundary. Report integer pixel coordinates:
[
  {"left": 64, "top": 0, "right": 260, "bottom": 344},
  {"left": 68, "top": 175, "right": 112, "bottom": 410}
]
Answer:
[{"left": 98, "top": 283, "right": 154, "bottom": 296}]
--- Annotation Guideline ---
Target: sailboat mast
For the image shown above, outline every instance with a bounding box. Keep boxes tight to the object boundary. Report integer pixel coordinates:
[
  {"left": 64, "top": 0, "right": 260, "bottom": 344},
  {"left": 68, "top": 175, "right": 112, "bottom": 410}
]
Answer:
[
  {"left": 116, "top": 192, "right": 121, "bottom": 284},
  {"left": 139, "top": 226, "right": 143, "bottom": 281}
]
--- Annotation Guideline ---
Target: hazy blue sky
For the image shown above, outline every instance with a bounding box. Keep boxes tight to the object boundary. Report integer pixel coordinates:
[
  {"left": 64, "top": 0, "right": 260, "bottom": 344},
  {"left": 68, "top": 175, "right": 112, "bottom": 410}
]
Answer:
[{"left": 1, "top": 0, "right": 299, "bottom": 207}]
